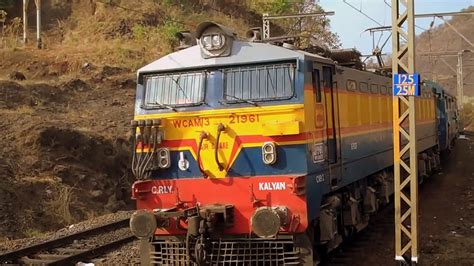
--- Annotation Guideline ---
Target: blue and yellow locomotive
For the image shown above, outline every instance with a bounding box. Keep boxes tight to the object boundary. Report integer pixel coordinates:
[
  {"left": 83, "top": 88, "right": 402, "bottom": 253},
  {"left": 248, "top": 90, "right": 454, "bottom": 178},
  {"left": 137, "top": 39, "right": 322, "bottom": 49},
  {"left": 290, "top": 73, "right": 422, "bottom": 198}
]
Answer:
[{"left": 129, "top": 22, "right": 458, "bottom": 265}]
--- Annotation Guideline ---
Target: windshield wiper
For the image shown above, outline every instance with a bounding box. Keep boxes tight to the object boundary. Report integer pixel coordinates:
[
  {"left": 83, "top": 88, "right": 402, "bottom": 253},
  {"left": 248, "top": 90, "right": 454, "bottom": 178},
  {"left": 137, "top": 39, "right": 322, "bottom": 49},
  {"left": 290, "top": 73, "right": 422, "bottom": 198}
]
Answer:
[
  {"left": 224, "top": 94, "right": 258, "bottom": 106},
  {"left": 171, "top": 76, "right": 192, "bottom": 103},
  {"left": 154, "top": 102, "right": 177, "bottom": 111}
]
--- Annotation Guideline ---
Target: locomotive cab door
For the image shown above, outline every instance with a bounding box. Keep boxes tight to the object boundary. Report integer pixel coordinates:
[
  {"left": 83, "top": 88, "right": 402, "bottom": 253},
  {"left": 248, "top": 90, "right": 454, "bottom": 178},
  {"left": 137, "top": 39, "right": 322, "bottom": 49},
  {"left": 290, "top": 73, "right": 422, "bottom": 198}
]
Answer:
[
  {"left": 312, "top": 64, "right": 341, "bottom": 187},
  {"left": 321, "top": 65, "right": 342, "bottom": 187},
  {"left": 322, "top": 66, "right": 338, "bottom": 164}
]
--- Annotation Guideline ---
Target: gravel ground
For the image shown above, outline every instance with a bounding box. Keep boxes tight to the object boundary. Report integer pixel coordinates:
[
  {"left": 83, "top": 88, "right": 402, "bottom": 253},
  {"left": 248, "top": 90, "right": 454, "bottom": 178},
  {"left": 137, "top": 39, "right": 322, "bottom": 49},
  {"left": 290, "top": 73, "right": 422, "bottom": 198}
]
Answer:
[
  {"left": 326, "top": 134, "right": 474, "bottom": 265},
  {"left": 0, "top": 211, "right": 133, "bottom": 254},
  {"left": 91, "top": 240, "right": 141, "bottom": 265}
]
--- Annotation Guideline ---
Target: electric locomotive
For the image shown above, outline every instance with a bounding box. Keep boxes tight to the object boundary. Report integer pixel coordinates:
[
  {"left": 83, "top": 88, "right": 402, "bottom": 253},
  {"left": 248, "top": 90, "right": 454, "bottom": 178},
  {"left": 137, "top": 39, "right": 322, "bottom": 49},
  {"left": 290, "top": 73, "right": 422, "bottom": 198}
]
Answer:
[{"left": 129, "top": 22, "right": 457, "bottom": 265}]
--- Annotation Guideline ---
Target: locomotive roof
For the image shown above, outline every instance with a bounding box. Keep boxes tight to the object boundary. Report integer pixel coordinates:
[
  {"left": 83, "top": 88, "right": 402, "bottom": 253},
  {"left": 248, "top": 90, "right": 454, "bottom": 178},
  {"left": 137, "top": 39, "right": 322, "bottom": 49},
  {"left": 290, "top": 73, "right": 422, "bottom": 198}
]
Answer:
[
  {"left": 137, "top": 41, "right": 333, "bottom": 75},
  {"left": 424, "top": 80, "right": 456, "bottom": 98}
]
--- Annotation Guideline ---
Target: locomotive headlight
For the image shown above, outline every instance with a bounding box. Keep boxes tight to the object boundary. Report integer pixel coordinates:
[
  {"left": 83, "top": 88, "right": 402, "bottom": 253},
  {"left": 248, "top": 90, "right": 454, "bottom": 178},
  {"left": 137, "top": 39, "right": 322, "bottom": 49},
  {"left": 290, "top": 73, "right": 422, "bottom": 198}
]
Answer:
[
  {"left": 195, "top": 22, "right": 234, "bottom": 59},
  {"left": 157, "top": 148, "right": 170, "bottom": 168},
  {"left": 200, "top": 33, "right": 225, "bottom": 51},
  {"left": 212, "top": 34, "right": 224, "bottom": 47},
  {"left": 262, "top": 142, "right": 277, "bottom": 165},
  {"left": 202, "top": 35, "right": 212, "bottom": 49}
]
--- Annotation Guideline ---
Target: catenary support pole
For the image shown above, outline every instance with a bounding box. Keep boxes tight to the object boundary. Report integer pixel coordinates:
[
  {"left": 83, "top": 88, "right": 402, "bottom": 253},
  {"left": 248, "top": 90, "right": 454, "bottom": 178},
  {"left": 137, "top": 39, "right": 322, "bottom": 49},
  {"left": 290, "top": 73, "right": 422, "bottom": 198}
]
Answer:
[
  {"left": 391, "top": 0, "right": 419, "bottom": 263},
  {"left": 457, "top": 52, "right": 464, "bottom": 109},
  {"left": 34, "top": 0, "right": 41, "bottom": 49},
  {"left": 23, "top": 0, "right": 29, "bottom": 44}
]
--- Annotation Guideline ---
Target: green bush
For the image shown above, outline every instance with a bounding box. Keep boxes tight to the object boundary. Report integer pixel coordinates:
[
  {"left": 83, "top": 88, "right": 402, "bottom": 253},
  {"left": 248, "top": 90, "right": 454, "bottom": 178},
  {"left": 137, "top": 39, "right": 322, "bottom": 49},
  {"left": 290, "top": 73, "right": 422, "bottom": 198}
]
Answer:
[
  {"left": 159, "top": 20, "right": 184, "bottom": 51},
  {"left": 132, "top": 24, "right": 148, "bottom": 40},
  {"left": 268, "top": 0, "right": 291, "bottom": 15}
]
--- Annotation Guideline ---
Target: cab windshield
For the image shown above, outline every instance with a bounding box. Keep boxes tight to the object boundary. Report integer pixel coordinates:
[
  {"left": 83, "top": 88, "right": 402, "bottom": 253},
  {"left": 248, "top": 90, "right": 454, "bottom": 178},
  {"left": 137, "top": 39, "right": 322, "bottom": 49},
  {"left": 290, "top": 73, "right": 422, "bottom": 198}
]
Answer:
[
  {"left": 141, "top": 62, "right": 296, "bottom": 109},
  {"left": 223, "top": 62, "right": 295, "bottom": 102},
  {"left": 142, "top": 71, "right": 205, "bottom": 108}
]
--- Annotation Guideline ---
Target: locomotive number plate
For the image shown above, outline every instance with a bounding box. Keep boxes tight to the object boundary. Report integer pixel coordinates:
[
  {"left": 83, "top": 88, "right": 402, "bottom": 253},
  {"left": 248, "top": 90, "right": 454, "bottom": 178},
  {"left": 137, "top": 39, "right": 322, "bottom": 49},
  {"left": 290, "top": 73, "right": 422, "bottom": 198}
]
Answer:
[{"left": 312, "top": 143, "right": 325, "bottom": 163}]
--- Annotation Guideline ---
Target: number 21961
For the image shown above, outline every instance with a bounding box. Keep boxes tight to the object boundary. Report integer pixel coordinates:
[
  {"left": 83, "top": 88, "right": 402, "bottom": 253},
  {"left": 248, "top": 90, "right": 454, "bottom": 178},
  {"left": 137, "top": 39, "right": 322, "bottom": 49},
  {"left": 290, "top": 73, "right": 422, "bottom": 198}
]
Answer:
[{"left": 229, "top": 114, "right": 260, "bottom": 124}]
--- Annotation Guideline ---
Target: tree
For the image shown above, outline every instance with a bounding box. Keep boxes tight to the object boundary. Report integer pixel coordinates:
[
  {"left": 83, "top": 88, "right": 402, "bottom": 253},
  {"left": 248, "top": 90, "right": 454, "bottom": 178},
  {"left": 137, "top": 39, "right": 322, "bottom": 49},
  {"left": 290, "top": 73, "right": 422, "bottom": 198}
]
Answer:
[{"left": 251, "top": 0, "right": 340, "bottom": 48}]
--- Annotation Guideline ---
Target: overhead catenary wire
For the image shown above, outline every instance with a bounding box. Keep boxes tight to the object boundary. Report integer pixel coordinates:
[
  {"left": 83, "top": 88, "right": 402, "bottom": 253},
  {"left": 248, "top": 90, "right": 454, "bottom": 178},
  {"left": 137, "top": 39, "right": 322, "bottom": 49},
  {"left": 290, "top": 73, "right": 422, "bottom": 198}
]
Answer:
[
  {"left": 383, "top": 0, "right": 428, "bottom": 31},
  {"left": 342, "top": 0, "right": 383, "bottom": 27}
]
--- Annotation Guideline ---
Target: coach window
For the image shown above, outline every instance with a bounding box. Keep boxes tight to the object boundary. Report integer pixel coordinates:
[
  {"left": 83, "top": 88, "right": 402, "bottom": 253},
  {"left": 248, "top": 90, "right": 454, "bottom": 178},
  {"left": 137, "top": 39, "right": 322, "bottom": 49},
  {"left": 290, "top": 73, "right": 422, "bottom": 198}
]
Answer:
[
  {"left": 312, "top": 69, "right": 322, "bottom": 102},
  {"left": 370, "top": 84, "right": 379, "bottom": 94},
  {"left": 380, "top": 85, "right": 388, "bottom": 95},
  {"left": 346, "top": 79, "right": 357, "bottom": 91},
  {"left": 360, "top": 82, "right": 369, "bottom": 93}
]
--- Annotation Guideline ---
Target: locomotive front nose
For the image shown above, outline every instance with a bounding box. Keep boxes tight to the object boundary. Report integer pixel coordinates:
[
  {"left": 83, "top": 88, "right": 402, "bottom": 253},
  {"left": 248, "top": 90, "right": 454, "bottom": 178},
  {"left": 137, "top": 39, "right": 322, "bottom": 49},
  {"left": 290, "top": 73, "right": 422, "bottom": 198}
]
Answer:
[{"left": 130, "top": 209, "right": 157, "bottom": 239}]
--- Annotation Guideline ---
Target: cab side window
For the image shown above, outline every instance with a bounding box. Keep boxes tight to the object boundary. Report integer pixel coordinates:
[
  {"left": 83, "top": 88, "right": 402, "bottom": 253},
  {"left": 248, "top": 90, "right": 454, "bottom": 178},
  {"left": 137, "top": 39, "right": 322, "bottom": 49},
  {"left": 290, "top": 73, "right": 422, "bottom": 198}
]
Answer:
[{"left": 312, "top": 70, "right": 321, "bottom": 103}]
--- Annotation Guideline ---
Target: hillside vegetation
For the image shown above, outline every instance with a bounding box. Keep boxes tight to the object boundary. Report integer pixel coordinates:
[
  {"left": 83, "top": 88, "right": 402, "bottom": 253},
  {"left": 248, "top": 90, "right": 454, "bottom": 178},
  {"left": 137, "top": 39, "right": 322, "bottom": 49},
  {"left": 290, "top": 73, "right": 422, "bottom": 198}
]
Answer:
[
  {"left": 0, "top": 0, "right": 339, "bottom": 75},
  {"left": 416, "top": 7, "right": 474, "bottom": 98}
]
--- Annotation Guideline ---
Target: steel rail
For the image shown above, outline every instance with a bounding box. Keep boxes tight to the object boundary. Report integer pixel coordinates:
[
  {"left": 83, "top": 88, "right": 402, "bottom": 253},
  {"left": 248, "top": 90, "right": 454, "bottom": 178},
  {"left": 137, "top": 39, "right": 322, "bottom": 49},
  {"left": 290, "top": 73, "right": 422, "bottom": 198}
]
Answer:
[
  {"left": 48, "top": 235, "right": 136, "bottom": 265},
  {"left": 0, "top": 218, "right": 132, "bottom": 263}
]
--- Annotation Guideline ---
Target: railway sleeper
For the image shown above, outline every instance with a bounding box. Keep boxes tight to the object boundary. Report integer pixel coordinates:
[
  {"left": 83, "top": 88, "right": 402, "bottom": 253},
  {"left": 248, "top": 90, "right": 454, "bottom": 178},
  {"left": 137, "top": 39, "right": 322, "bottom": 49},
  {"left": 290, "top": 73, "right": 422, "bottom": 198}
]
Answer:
[
  {"left": 36, "top": 254, "right": 72, "bottom": 260},
  {"left": 19, "top": 250, "right": 86, "bottom": 265},
  {"left": 19, "top": 257, "right": 57, "bottom": 264},
  {"left": 54, "top": 247, "right": 85, "bottom": 254}
]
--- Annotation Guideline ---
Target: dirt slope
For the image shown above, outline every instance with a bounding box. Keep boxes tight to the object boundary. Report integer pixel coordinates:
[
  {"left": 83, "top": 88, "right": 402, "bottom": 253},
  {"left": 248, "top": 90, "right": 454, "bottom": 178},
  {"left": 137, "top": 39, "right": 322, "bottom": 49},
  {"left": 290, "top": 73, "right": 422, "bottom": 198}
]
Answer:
[{"left": 0, "top": 67, "right": 136, "bottom": 239}]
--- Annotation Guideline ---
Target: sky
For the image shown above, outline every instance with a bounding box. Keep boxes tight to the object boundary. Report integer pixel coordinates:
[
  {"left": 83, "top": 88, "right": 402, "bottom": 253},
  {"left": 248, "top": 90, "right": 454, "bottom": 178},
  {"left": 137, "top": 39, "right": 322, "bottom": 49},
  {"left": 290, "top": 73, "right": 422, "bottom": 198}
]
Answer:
[{"left": 318, "top": 0, "right": 474, "bottom": 55}]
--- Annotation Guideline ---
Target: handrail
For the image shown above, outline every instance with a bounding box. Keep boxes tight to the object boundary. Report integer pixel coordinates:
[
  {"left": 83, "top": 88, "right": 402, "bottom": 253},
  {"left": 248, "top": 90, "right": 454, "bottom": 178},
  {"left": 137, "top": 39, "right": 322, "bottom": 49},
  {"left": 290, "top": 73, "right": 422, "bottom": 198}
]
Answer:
[
  {"left": 215, "top": 123, "right": 226, "bottom": 171},
  {"left": 197, "top": 131, "right": 208, "bottom": 178}
]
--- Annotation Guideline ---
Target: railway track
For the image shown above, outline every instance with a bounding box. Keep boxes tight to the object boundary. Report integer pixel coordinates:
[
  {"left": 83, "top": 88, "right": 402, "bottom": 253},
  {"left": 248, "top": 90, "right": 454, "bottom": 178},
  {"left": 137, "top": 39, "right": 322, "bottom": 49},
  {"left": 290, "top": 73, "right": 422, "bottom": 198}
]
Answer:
[{"left": 0, "top": 218, "right": 135, "bottom": 265}]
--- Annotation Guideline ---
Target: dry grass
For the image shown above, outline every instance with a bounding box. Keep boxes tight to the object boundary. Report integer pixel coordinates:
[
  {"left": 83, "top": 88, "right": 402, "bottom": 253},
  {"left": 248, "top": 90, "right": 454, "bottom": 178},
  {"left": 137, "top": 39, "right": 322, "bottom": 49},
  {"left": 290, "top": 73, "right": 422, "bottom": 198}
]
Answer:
[
  {"left": 0, "top": 0, "right": 341, "bottom": 78},
  {"left": 0, "top": 0, "right": 255, "bottom": 73},
  {"left": 45, "top": 184, "right": 75, "bottom": 225},
  {"left": 462, "top": 100, "right": 473, "bottom": 131},
  {"left": 23, "top": 228, "right": 45, "bottom": 238},
  {"left": 1, "top": 106, "right": 36, "bottom": 115}
]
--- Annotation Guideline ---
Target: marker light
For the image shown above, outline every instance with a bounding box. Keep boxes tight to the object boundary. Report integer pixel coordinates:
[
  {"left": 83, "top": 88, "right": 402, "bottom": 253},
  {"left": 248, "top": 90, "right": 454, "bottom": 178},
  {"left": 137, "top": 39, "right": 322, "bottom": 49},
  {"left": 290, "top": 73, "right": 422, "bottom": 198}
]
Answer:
[
  {"left": 157, "top": 148, "right": 170, "bottom": 168},
  {"left": 262, "top": 142, "right": 277, "bottom": 165}
]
